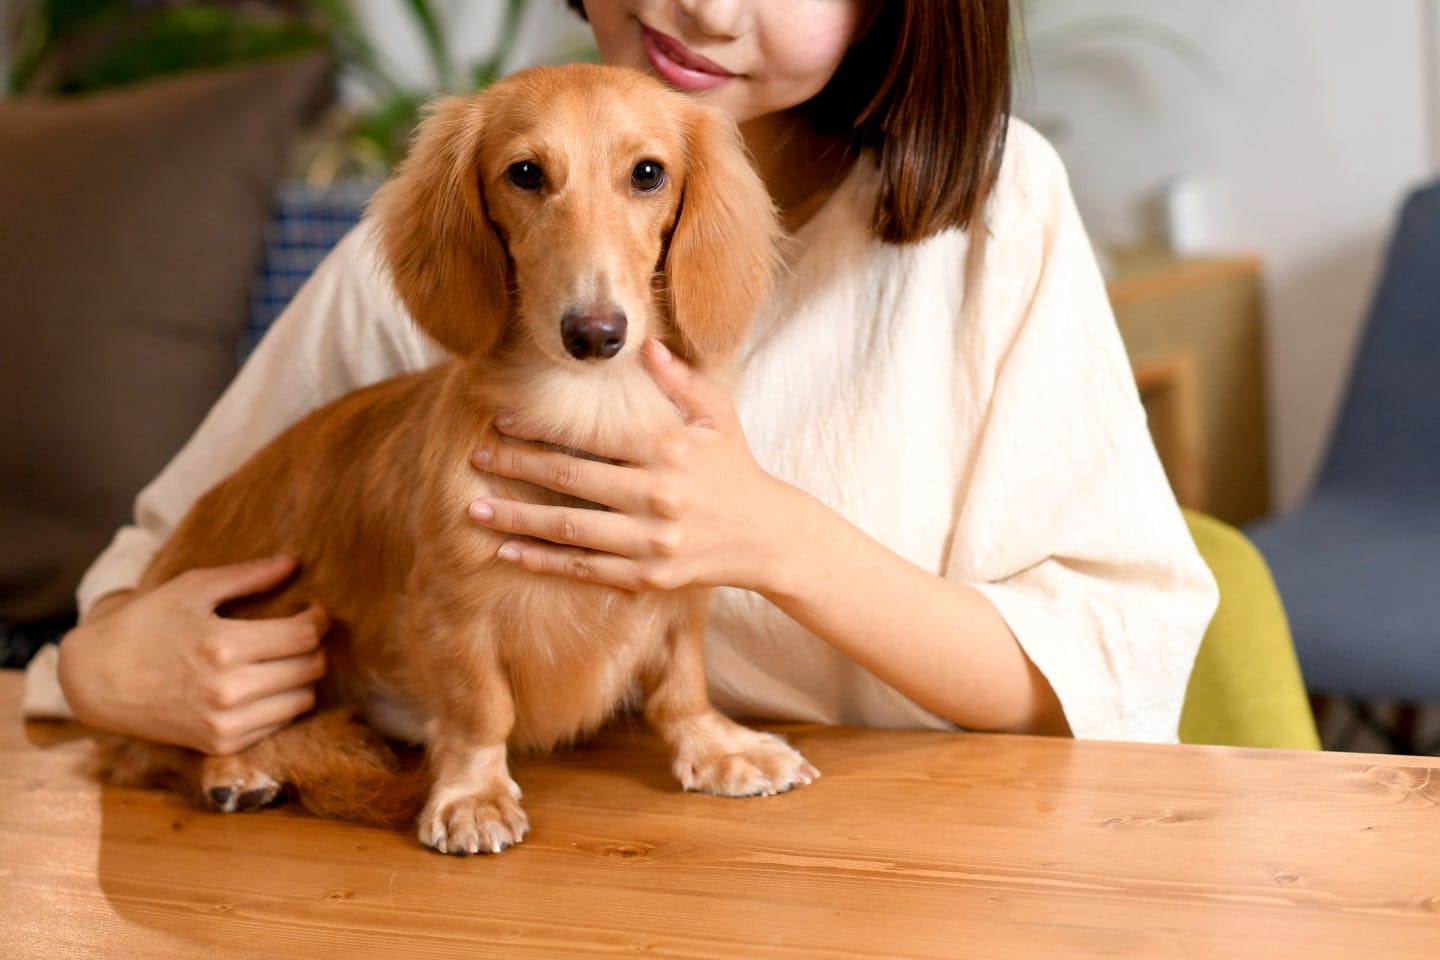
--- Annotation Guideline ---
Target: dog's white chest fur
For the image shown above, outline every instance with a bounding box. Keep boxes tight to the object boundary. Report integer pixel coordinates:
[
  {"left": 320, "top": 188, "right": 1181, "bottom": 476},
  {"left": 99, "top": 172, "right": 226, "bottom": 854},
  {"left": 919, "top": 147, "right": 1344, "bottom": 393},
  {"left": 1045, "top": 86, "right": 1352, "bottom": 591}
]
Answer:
[{"left": 515, "top": 357, "right": 685, "bottom": 450}]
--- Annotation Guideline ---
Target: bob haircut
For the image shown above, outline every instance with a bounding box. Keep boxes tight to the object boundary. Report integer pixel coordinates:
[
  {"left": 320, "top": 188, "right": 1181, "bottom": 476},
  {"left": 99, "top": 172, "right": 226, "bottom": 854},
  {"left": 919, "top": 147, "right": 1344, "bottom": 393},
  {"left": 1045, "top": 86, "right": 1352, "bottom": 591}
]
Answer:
[{"left": 563, "top": 0, "right": 1012, "bottom": 245}]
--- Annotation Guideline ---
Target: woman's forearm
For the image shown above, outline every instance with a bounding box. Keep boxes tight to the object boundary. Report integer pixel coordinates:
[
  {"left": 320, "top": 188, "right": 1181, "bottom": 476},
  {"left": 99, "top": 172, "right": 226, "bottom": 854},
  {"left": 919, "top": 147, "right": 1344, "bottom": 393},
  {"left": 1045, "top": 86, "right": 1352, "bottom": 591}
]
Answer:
[{"left": 754, "top": 482, "right": 1071, "bottom": 736}]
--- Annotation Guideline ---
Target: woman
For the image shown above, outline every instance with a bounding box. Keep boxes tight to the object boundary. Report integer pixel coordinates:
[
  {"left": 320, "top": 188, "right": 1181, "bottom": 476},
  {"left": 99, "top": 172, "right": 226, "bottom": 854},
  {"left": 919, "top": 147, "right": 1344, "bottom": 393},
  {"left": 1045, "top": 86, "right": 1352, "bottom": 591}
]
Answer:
[{"left": 48, "top": 0, "right": 1217, "bottom": 754}]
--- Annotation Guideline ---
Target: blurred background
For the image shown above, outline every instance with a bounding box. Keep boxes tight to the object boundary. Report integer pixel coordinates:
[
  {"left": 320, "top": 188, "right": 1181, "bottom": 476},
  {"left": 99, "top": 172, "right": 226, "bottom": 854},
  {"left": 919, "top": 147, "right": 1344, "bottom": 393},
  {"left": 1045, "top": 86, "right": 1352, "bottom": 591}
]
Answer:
[
  {"left": 2, "top": 1, "right": 1437, "bottom": 752},
  {"left": 1018, "top": 0, "right": 1438, "bottom": 516},
  {"left": 2, "top": 0, "right": 594, "bottom": 176}
]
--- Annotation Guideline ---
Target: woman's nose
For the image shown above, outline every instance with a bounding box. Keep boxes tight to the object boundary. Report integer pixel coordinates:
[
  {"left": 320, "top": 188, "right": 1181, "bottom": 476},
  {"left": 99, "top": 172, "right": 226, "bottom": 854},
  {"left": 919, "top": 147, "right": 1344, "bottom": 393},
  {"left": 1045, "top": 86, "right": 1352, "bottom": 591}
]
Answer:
[{"left": 675, "top": 0, "right": 745, "bottom": 39}]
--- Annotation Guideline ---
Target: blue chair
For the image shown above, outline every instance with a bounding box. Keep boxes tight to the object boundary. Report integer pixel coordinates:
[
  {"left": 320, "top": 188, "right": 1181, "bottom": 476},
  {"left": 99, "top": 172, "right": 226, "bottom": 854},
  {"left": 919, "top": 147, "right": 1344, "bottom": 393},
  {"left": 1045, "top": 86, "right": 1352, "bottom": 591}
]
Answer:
[{"left": 1248, "top": 180, "right": 1440, "bottom": 752}]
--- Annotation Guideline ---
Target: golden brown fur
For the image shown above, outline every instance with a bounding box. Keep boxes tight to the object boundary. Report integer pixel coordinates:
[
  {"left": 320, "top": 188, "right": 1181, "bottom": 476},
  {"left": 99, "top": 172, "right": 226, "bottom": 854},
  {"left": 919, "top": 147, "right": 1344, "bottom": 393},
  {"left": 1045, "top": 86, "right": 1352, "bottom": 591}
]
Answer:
[{"left": 99, "top": 64, "right": 817, "bottom": 854}]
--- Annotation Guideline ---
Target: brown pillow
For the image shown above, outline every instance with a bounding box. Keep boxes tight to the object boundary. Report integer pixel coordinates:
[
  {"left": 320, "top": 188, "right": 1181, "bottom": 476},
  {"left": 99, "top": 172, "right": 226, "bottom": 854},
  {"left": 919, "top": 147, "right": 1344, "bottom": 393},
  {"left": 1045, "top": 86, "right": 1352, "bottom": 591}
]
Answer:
[{"left": 0, "top": 53, "right": 332, "bottom": 622}]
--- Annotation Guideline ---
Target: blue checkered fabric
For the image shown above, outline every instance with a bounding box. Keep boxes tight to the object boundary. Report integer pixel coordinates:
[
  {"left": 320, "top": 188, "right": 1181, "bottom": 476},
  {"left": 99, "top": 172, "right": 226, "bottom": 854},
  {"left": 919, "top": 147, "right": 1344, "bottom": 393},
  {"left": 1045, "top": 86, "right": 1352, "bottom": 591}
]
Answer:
[{"left": 246, "top": 180, "right": 377, "bottom": 355}]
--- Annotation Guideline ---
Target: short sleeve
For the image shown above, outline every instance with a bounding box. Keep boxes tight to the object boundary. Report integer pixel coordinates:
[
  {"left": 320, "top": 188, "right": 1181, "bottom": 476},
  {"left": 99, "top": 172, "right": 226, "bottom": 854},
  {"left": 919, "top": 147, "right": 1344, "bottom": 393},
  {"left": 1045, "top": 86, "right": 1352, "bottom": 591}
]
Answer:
[{"left": 945, "top": 125, "right": 1219, "bottom": 742}]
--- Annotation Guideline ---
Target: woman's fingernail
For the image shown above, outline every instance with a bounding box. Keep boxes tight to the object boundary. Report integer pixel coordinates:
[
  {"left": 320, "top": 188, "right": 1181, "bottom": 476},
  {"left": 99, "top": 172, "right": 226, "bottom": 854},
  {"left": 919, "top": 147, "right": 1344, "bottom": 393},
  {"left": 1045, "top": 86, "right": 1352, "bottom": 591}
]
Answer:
[
  {"left": 495, "top": 411, "right": 515, "bottom": 429},
  {"left": 472, "top": 449, "right": 492, "bottom": 467},
  {"left": 497, "top": 543, "right": 521, "bottom": 562},
  {"left": 469, "top": 500, "right": 494, "bottom": 522},
  {"left": 651, "top": 339, "right": 673, "bottom": 362}
]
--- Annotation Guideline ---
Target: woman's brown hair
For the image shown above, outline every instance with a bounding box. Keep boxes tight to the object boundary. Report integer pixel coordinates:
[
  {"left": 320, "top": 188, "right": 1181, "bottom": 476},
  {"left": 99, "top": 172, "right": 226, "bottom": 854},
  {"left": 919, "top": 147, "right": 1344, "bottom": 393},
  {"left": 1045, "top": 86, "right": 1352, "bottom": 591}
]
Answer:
[{"left": 563, "top": 0, "right": 1012, "bottom": 245}]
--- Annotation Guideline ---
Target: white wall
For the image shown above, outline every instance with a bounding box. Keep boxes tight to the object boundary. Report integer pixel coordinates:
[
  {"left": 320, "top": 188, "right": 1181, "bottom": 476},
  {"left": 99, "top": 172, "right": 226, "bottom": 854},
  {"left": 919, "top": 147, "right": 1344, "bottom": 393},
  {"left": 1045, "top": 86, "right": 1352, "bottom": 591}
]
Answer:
[{"left": 1018, "top": 0, "right": 1438, "bottom": 512}]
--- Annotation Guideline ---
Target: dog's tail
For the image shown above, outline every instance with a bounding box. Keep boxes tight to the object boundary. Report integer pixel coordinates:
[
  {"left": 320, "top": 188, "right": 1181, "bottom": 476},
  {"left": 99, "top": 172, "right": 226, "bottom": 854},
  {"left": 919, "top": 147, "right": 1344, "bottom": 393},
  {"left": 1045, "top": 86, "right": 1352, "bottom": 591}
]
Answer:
[{"left": 263, "top": 708, "right": 430, "bottom": 830}]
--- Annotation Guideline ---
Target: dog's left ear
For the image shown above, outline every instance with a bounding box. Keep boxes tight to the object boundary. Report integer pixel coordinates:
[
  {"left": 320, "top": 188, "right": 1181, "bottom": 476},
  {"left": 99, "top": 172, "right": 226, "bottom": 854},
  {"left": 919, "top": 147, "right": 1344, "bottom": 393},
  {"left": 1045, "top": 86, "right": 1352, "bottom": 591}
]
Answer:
[
  {"left": 369, "top": 95, "right": 511, "bottom": 356},
  {"left": 666, "top": 104, "right": 781, "bottom": 364}
]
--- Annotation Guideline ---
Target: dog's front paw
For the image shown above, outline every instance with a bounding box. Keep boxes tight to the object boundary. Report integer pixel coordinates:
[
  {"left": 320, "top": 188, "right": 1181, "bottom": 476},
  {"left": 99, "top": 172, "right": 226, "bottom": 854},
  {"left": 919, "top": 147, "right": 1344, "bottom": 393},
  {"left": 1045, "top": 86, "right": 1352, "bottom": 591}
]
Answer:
[
  {"left": 200, "top": 755, "right": 285, "bottom": 813},
  {"left": 674, "top": 729, "right": 820, "bottom": 798},
  {"left": 418, "top": 778, "right": 529, "bottom": 855}
]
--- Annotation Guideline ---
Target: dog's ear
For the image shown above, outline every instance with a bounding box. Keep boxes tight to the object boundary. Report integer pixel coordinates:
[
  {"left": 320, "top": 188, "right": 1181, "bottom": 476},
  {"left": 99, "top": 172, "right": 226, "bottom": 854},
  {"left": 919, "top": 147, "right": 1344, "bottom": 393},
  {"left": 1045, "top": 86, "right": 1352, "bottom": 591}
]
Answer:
[
  {"left": 666, "top": 104, "right": 781, "bottom": 365},
  {"left": 369, "top": 95, "right": 510, "bottom": 356}
]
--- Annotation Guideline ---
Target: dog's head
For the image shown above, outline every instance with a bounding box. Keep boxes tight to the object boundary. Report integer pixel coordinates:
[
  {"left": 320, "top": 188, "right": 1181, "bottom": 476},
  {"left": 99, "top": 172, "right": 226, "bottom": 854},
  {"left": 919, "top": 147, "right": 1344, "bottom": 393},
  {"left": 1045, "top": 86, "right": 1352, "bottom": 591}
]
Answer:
[{"left": 370, "top": 64, "right": 780, "bottom": 370}]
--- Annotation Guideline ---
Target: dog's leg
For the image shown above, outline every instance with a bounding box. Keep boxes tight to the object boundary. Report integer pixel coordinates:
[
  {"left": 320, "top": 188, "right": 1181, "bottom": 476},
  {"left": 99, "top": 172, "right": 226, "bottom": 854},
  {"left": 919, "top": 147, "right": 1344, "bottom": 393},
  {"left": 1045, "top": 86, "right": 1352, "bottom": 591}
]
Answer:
[
  {"left": 414, "top": 636, "right": 528, "bottom": 855},
  {"left": 642, "top": 593, "right": 819, "bottom": 797},
  {"left": 196, "top": 710, "right": 353, "bottom": 814},
  {"left": 96, "top": 733, "right": 289, "bottom": 813},
  {"left": 196, "top": 708, "right": 414, "bottom": 822}
]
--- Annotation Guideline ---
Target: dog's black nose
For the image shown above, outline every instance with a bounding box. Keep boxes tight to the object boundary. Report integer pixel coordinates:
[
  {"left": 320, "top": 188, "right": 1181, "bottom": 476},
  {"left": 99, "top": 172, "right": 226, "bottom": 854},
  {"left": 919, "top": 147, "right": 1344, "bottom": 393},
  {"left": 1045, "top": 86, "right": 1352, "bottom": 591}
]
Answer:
[{"left": 561, "top": 307, "right": 627, "bottom": 361}]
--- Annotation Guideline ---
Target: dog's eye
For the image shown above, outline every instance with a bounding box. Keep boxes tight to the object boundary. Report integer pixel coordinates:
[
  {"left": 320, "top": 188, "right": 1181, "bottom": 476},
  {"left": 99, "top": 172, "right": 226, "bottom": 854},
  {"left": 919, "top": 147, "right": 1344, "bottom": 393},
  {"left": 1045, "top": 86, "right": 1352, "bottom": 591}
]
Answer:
[
  {"left": 507, "top": 161, "right": 544, "bottom": 191},
  {"left": 631, "top": 160, "right": 665, "bottom": 193}
]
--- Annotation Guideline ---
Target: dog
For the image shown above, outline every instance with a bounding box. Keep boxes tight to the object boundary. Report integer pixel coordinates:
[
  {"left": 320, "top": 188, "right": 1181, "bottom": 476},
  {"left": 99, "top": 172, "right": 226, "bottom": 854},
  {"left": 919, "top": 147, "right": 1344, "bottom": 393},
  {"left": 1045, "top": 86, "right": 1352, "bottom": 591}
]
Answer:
[{"left": 98, "top": 63, "right": 817, "bottom": 854}]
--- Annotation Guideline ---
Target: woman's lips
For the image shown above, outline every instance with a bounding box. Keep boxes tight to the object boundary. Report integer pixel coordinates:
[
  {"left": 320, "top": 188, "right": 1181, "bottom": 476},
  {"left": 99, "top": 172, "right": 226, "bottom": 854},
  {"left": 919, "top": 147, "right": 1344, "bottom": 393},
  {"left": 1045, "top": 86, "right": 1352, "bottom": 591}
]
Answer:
[{"left": 640, "top": 24, "right": 736, "bottom": 92}]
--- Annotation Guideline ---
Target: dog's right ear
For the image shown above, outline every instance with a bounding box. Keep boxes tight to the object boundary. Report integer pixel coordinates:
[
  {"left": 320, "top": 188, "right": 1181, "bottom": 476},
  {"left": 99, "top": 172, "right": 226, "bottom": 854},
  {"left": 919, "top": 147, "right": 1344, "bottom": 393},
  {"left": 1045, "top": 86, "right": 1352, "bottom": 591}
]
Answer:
[{"left": 369, "top": 95, "right": 510, "bottom": 356}]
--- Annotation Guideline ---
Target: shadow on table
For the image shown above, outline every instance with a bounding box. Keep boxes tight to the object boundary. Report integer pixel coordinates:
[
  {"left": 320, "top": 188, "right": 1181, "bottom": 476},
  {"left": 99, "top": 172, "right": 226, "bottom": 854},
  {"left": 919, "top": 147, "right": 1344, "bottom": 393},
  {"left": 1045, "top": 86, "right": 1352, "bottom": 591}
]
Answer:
[{"left": 71, "top": 716, "right": 717, "bottom": 955}]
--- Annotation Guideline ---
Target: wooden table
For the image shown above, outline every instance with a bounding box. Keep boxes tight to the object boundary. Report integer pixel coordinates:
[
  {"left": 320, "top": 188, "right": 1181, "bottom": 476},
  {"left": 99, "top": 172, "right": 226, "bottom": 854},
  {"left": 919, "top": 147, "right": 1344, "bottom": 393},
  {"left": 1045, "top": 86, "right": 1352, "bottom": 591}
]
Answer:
[{"left": 2, "top": 671, "right": 1437, "bottom": 958}]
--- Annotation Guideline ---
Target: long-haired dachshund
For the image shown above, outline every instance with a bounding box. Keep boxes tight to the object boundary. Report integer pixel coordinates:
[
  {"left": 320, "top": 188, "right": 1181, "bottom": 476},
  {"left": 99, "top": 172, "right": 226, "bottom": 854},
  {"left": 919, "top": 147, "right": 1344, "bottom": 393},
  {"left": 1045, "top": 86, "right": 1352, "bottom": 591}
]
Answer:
[{"left": 99, "top": 63, "right": 817, "bottom": 854}]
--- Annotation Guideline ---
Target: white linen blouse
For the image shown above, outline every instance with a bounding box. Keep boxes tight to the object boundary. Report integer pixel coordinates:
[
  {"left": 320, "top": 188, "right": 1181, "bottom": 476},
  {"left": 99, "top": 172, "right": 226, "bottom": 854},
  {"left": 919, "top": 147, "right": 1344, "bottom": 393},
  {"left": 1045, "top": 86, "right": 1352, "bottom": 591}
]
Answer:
[{"left": 39, "top": 119, "right": 1218, "bottom": 742}]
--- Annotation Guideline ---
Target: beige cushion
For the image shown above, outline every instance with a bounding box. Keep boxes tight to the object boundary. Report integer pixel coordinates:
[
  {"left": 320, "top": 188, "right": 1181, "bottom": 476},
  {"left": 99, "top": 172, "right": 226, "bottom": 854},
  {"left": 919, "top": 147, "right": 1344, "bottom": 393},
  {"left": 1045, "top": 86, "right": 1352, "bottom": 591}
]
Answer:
[{"left": 0, "top": 53, "right": 331, "bottom": 622}]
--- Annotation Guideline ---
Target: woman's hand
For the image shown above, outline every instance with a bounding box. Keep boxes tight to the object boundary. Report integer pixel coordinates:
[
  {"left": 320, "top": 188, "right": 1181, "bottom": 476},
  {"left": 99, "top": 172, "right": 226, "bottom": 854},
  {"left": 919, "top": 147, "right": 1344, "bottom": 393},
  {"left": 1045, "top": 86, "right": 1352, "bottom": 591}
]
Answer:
[
  {"left": 469, "top": 339, "right": 799, "bottom": 594},
  {"left": 467, "top": 340, "right": 1068, "bottom": 735},
  {"left": 57, "top": 555, "right": 328, "bottom": 755}
]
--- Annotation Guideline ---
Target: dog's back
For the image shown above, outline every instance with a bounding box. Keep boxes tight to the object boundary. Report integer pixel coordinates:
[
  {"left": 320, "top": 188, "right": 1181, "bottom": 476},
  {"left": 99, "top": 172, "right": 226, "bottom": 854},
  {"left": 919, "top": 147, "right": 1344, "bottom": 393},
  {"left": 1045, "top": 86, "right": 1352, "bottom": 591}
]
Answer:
[{"left": 141, "top": 367, "right": 436, "bottom": 677}]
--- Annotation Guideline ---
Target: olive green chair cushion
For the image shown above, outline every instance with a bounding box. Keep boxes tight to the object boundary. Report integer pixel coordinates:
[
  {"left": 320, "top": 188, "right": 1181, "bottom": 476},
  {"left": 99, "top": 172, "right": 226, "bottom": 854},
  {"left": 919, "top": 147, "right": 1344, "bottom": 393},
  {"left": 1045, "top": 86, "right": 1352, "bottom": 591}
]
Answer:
[{"left": 1179, "top": 509, "right": 1321, "bottom": 750}]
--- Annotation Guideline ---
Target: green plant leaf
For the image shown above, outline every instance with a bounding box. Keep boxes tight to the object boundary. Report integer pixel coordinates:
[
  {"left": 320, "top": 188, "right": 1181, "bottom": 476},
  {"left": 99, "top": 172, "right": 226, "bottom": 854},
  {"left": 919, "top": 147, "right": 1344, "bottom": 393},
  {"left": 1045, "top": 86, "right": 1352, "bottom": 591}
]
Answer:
[
  {"left": 468, "top": 0, "right": 528, "bottom": 92},
  {"left": 15, "top": 5, "right": 330, "bottom": 95},
  {"left": 301, "top": 0, "right": 404, "bottom": 100},
  {"left": 494, "top": 0, "right": 527, "bottom": 73},
  {"left": 400, "top": 0, "right": 452, "bottom": 88},
  {"left": 41, "top": 0, "right": 117, "bottom": 37},
  {"left": 354, "top": 91, "right": 427, "bottom": 168}
]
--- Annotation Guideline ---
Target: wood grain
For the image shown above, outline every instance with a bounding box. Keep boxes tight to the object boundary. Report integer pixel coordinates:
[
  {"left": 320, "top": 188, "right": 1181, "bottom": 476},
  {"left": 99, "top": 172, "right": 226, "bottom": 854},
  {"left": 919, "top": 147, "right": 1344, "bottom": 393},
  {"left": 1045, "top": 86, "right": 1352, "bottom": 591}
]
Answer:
[{"left": 2, "top": 671, "right": 1437, "bottom": 958}]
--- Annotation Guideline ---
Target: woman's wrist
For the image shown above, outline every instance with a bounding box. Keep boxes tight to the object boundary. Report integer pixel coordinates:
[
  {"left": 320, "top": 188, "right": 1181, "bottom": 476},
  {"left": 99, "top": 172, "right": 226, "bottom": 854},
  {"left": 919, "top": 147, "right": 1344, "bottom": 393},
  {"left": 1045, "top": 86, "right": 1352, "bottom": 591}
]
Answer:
[
  {"left": 56, "top": 617, "right": 112, "bottom": 730},
  {"left": 57, "top": 590, "right": 135, "bottom": 727},
  {"left": 741, "top": 477, "right": 837, "bottom": 603}
]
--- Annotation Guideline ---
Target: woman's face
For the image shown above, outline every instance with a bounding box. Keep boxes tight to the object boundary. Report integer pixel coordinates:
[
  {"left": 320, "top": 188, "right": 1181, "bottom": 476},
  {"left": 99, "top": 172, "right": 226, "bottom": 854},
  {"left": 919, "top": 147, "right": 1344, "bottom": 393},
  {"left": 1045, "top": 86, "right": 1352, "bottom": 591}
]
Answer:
[{"left": 582, "top": 1, "right": 869, "bottom": 124}]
